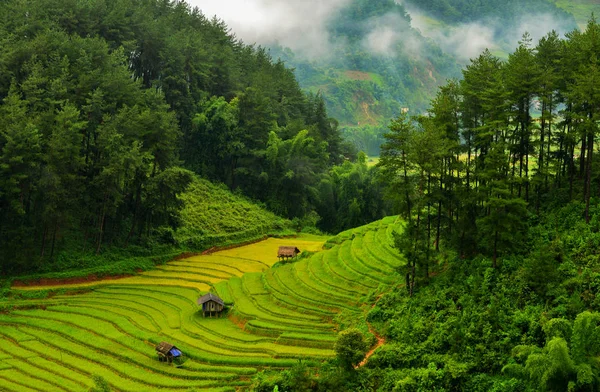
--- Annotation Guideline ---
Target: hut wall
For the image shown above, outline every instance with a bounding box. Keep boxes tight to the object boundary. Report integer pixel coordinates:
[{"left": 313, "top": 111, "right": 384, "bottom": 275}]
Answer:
[{"left": 202, "top": 301, "right": 223, "bottom": 313}]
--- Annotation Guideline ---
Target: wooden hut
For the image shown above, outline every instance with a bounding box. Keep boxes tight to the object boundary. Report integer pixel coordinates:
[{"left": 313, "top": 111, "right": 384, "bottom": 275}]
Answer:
[
  {"left": 155, "top": 341, "right": 184, "bottom": 365},
  {"left": 278, "top": 246, "right": 301, "bottom": 261},
  {"left": 197, "top": 293, "right": 225, "bottom": 317}
]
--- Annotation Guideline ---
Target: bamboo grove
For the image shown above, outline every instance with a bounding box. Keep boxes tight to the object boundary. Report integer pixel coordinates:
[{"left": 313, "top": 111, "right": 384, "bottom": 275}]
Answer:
[{"left": 379, "top": 20, "right": 600, "bottom": 294}]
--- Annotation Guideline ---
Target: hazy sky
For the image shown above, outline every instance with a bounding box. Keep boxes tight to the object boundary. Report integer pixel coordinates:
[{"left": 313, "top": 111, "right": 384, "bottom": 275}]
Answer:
[{"left": 187, "top": 0, "right": 350, "bottom": 58}]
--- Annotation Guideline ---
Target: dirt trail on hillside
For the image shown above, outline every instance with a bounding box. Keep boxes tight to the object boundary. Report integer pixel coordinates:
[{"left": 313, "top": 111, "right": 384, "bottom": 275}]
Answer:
[
  {"left": 356, "top": 293, "right": 387, "bottom": 368},
  {"left": 357, "top": 322, "right": 385, "bottom": 368}
]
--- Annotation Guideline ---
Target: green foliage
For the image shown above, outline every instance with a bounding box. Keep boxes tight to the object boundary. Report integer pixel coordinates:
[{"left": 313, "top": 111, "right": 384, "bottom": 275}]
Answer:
[
  {"left": 506, "top": 311, "right": 600, "bottom": 392},
  {"left": 89, "top": 375, "right": 111, "bottom": 392},
  {"left": 334, "top": 328, "right": 368, "bottom": 370},
  {"left": 317, "top": 154, "right": 390, "bottom": 233},
  {"left": 270, "top": 0, "right": 460, "bottom": 155},
  {"left": 402, "top": 0, "right": 573, "bottom": 24},
  {"left": 0, "top": 0, "right": 344, "bottom": 275},
  {"left": 176, "top": 178, "right": 293, "bottom": 249}
]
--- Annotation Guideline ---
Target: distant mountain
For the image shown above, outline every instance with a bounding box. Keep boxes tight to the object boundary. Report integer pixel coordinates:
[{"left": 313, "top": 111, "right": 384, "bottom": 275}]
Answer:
[
  {"left": 401, "top": 0, "right": 573, "bottom": 24},
  {"left": 269, "top": 0, "right": 581, "bottom": 156},
  {"left": 269, "top": 0, "right": 461, "bottom": 155}
]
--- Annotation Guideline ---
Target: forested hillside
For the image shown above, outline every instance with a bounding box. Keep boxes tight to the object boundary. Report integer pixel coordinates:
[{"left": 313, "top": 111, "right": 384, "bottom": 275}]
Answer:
[
  {"left": 0, "top": 0, "right": 390, "bottom": 275},
  {"left": 402, "top": 0, "right": 572, "bottom": 23},
  {"left": 267, "top": 0, "right": 579, "bottom": 157},
  {"left": 3, "top": 1, "right": 600, "bottom": 391},
  {"left": 551, "top": 0, "right": 600, "bottom": 28},
  {"left": 247, "top": 17, "right": 600, "bottom": 392},
  {"left": 360, "top": 19, "right": 600, "bottom": 391},
  {"left": 269, "top": 0, "right": 460, "bottom": 156}
]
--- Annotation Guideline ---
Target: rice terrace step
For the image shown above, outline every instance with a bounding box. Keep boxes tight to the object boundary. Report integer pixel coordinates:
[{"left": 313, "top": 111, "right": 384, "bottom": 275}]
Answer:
[{"left": 1, "top": 220, "right": 404, "bottom": 391}]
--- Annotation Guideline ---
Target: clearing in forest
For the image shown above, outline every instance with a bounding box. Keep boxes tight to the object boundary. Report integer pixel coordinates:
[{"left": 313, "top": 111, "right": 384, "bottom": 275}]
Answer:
[{"left": 1, "top": 219, "right": 404, "bottom": 391}]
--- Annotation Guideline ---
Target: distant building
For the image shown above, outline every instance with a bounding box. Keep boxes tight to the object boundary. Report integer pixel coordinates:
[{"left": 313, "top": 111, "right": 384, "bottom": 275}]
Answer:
[
  {"left": 197, "top": 293, "right": 225, "bottom": 317},
  {"left": 155, "top": 341, "right": 184, "bottom": 365},
  {"left": 277, "top": 246, "right": 301, "bottom": 261}
]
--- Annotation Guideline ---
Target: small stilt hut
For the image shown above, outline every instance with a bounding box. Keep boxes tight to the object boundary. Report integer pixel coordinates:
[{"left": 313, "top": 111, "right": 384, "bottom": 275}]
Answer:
[
  {"left": 155, "top": 341, "right": 185, "bottom": 366},
  {"left": 198, "top": 293, "right": 225, "bottom": 317},
  {"left": 277, "top": 246, "right": 300, "bottom": 262}
]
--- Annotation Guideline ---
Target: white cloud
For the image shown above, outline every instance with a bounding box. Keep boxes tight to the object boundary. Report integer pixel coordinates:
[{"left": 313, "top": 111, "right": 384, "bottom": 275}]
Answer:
[
  {"left": 402, "top": 0, "right": 574, "bottom": 62},
  {"left": 187, "top": 0, "right": 350, "bottom": 58},
  {"left": 187, "top": 0, "right": 575, "bottom": 64},
  {"left": 437, "top": 23, "right": 496, "bottom": 62}
]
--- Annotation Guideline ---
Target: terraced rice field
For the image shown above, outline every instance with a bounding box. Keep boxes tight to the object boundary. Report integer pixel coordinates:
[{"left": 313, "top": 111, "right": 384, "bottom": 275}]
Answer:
[{"left": 1, "top": 219, "right": 404, "bottom": 391}]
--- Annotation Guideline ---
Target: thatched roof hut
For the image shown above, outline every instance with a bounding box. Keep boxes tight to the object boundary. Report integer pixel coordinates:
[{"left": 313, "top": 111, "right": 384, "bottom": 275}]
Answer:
[
  {"left": 197, "top": 293, "right": 225, "bottom": 317},
  {"left": 278, "top": 246, "right": 300, "bottom": 260},
  {"left": 155, "top": 341, "right": 183, "bottom": 364}
]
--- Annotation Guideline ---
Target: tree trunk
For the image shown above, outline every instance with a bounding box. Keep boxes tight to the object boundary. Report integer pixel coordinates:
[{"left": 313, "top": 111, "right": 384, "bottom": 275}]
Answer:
[
  {"left": 585, "top": 130, "right": 594, "bottom": 224},
  {"left": 426, "top": 173, "right": 431, "bottom": 281},
  {"left": 50, "top": 221, "right": 59, "bottom": 259},
  {"left": 569, "top": 142, "right": 575, "bottom": 201},
  {"left": 40, "top": 224, "right": 48, "bottom": 258},
  {"left": 546, "top": 99, "right": 553, "bottom": 190},
  {"left": 125, "top": 184, "right": 142, "bottom": 246},
  {"left": 436, "top": 162, "right": 443, "bottom": 252},
  {"left": 492, "top": 229, "right": 498, "bottom": 269},
  {"left": 403, "top": 150, "right": 412, "bottom": 219},
  {"left": 466, "top": 135, "right": 471, "bottom": 191},
  {"left": 96, "top": 195, "right": 108, "bottom": 255},
  {"left": 580, "top": 133, "right": 587, "bottom": 178}
]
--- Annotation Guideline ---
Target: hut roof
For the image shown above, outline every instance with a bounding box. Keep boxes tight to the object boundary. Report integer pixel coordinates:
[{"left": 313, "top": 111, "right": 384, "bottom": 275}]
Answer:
[
  {"left": 197, "top": 292, "right": 224, "bottom": 306},
  {"left": 156, "top": 341, "right": 175, "bottom": 355},
  {"left": 278, "top": 246, "right": 300, "bottom": 257}
]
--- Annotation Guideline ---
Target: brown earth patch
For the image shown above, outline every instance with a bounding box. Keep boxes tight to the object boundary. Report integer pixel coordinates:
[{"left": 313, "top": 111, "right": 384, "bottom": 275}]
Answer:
[
  {"left": 344, "top": 70, "right": 372, "bottom": 81},
  {"left": 228, "top": 313, "right": 247, "bottom": 330},
  {"left": 357, "top": 326, "right": 385, "bottom": 368},
  {"left": 356, "top": 292, "right": 388, "bottom": 368}
]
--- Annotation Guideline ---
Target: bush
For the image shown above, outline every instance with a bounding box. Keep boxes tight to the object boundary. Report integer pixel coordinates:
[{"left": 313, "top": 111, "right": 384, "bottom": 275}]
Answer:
[{"left": 334, "top": 328, "right": 368, "bottom": 370}]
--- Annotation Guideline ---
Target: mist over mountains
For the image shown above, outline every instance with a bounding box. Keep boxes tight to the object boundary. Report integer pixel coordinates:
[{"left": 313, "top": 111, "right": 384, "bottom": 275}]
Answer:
[
  {"left": 191, "top": 0, "right": 576, "bottom": 63},
  {"left": 189, "top": 0, "right": 580, "bottom": 155}
]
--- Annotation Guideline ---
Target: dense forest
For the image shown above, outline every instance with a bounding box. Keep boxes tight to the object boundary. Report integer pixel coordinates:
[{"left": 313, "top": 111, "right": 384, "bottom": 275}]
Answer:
[
  {"left": 251, "top": 18, "right": 600, "bottom": 392},
  {"left": 0, "top": 0, "right": 391, "bottom": 274}
]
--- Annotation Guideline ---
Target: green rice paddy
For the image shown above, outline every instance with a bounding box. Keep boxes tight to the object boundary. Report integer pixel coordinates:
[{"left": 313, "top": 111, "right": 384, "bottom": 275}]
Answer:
[{"left": 2, "top": 219, "right": 404, "bottom": 391}]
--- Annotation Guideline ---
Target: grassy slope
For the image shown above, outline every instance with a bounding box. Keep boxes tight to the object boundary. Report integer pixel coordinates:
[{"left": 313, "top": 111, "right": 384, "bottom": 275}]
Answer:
[
  {"left": 175, "top": 178, "right": 293, "bottom": 249},
  {"left": 1, "top": 217, "right": 404, "bottom": 391},
  {"left": 551, "top": 0, "right": 600, "bottom": 28}
]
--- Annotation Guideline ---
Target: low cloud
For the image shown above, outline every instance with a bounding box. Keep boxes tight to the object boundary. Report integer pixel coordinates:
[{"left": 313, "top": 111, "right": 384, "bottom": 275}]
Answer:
[
  {"left": 362, "top": 12, "right": 424, "bottom": 59},
  {"left": 404, "top": 1, "right": 575, "bottom": 62},
  {"left": 363, "top": 13, "right": 407, "bottom": 56},
  {"left": 187, "top": 0, "right": 350, "bottom": 58},
  {"left": 422, "top": 22, "right": 496, "bottom": 62},
  {"left": 365, "top": 25, "right": 400, "bottom": 56},
  {"left": 188, "top": 0, "right": 576, "bottom": 64},
  {"left": 508, "top": 13, "right": 574, "bottom": 46}
]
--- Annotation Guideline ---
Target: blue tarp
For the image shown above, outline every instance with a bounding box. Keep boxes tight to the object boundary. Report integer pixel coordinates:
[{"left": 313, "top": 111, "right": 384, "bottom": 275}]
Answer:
[{"left": 169, "top": 348, "right": 182, "bottom": 357}]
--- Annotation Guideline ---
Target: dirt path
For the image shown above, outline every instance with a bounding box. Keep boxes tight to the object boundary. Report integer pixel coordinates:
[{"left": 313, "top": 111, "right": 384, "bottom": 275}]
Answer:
[
  {"left": 356, "top": 293, "right": 387, "bottom": 368},
  {"left": 357, "top": 322, "right": 385, "bottom": 368}
]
